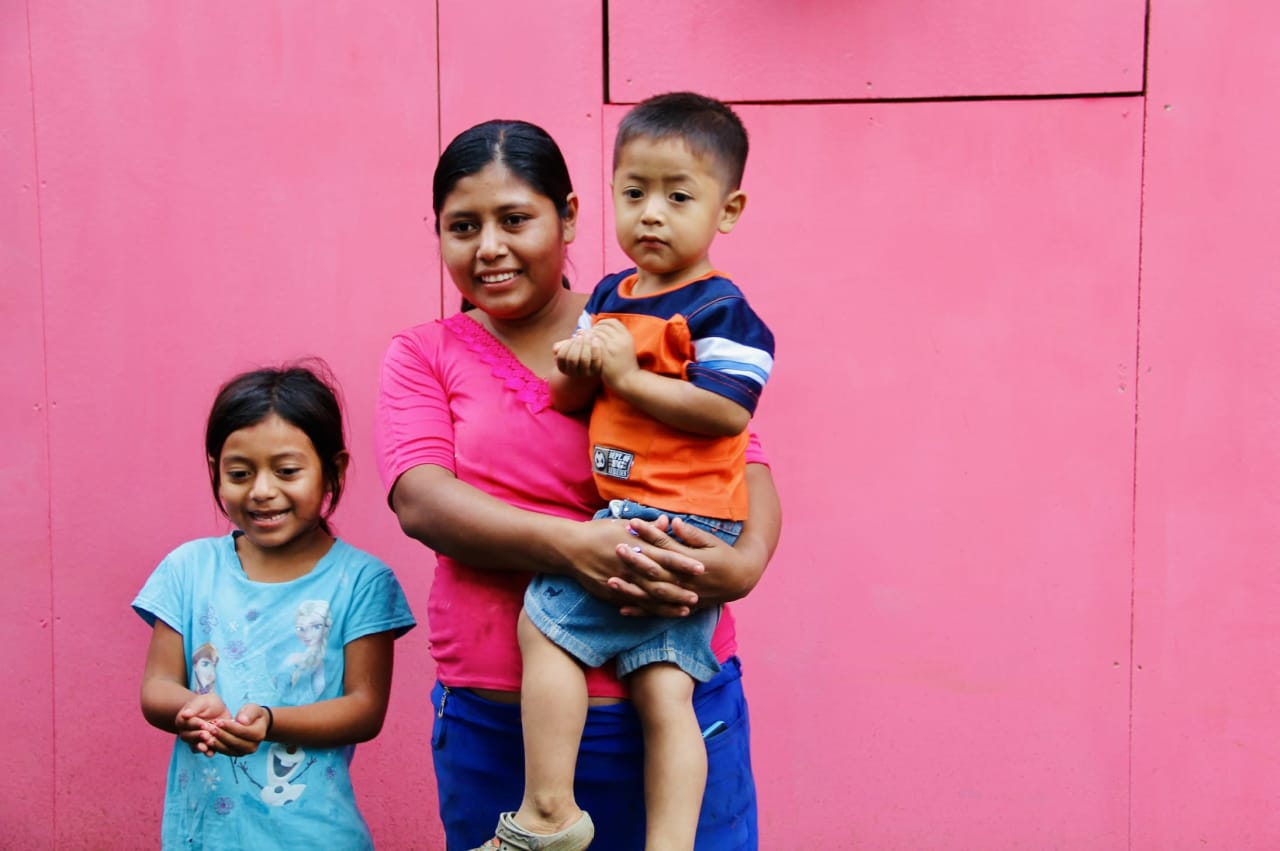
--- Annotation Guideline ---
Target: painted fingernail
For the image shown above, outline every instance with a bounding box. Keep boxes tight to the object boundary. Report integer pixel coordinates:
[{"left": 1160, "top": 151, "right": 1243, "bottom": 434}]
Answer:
[
  {"left": 627, "top": 527, "right": 639, "bottom": 537},
  {"left": 632, "top": 546, "right": 643, "bottom": 553}
]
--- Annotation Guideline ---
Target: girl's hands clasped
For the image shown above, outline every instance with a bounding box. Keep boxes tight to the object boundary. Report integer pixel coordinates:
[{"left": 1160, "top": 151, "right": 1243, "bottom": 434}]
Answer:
[
  {"left": 180, "top": 697, "right": 270, "bottom": 757},
  {"left": 174, "top": 693, "right": 231, "bottom": 753}
]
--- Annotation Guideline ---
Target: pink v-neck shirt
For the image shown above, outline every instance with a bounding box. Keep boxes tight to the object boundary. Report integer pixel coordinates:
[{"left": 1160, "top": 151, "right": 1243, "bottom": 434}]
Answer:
[{"left": 376, "top": 313, "right": 763, "bottom": 697}]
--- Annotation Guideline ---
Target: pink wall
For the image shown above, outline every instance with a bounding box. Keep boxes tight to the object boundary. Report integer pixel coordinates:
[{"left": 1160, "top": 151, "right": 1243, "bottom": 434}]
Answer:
[{"left": 2, "top": 1, "right": 1275, "bottom": 848}]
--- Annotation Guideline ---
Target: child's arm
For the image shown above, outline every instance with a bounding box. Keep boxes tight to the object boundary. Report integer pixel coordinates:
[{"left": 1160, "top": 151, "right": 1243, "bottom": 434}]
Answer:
[
  {"left": 592, "top": 319, "right": 750, "bottom": 436},
  {"left": 198, "top": 631, "right": 396, "bottom": 754},
  {"left": 549, "top": 331, "right": 603, "bottom": 414},
  {"left": 140, "top": 619, "right": 231, "bottom": 749}
]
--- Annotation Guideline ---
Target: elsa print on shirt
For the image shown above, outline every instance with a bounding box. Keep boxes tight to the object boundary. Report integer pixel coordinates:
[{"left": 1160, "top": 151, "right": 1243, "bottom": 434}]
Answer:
[{"left": 277, "top": 600, "right": 330, "bottom": 704}]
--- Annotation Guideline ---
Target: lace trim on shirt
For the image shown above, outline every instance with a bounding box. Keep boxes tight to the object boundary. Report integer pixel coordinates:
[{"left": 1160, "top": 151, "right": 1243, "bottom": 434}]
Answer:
[{"left": 444, "top": 313, "right": 551, "bottom": 412}]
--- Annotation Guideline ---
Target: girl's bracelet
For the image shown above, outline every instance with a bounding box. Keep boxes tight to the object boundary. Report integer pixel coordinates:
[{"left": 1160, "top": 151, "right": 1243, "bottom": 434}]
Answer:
[{"left": 262, "top": 705, "right": 274, "bottom": 738}]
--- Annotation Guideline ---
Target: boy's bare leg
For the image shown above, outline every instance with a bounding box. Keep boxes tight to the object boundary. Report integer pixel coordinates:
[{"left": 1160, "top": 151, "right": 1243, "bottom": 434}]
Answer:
[
  {"left": 513, "top": 609, "right": 589, "bottom": 834},
  {"left": 630, "top": 662, "right": 705, "bottom": 851}
]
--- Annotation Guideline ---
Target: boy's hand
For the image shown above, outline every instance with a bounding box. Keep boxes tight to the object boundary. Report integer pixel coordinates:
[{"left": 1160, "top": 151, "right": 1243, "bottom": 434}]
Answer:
[
  {"left": 589, "top": 319, "right": 640, "bottom": 388},
  {"left": 553, "top": 331, "right": 604, "bottom": 378}
]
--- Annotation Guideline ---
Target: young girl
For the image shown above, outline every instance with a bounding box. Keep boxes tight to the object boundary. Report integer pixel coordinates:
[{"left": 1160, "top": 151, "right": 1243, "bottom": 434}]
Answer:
[{"left": 134, "top": 364, "right": 415, "bottom": 850}]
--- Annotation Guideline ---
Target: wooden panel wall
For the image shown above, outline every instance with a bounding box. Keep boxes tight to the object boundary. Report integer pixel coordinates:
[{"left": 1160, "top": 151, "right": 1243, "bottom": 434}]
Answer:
[
  {"left": 1131, "top": 2, "right": 1280, "bottom": 847},
  {"left": 3, "top": 1, "right": 1276, "bottom": 847},
  {"left": 0, "top": 5, "right": 55, "bottom": 847},
  {"left": 609, "top": 0, "right": 1147, "bottom": 101},
  {"left": 674, "top": 98, "right": 1142, "bottom": 848}
]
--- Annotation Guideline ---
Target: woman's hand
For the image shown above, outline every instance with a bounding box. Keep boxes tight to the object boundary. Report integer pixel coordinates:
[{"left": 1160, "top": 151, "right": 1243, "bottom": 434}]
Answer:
[
  {"left": 608, "top": 517, "right": 735, "bottom": 615},
  {"left": 609, "top": 463, "right": 781, "bottom": 615},
  {"left": 562, "top": 517, "right": 703, "bottom": 617}
]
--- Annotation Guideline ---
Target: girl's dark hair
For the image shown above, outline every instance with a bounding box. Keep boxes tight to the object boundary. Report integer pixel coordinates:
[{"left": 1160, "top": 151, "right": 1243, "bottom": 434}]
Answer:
[
  {"left": 432, "top": 120, "right": 576, "bottom": 312},
  {"left": 205, "top": 361, "right": 347, "bottom": 533}
]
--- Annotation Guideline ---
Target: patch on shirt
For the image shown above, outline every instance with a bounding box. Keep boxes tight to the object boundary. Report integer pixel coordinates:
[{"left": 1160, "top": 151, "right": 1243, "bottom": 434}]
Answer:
[{"left": 593, "top": 445, "right": 634, "bottom": 479}]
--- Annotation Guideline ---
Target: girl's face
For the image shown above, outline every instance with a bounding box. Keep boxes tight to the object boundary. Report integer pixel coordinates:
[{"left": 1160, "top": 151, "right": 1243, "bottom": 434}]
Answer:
[
  {"left": 438, "top": 162, "right": 578, "bottom": 323},
  {"left": 214, "top": 413, "right": 341, "bottom": 564}
]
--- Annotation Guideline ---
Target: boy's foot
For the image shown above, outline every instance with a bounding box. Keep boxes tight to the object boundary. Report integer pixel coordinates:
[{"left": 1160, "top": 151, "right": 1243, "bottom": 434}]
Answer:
[{"left": 471, "top": 810, "right": 595, "bottom": 851}]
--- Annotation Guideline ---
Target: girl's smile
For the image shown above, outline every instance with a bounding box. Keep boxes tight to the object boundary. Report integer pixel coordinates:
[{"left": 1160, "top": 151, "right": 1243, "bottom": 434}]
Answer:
[{"left": 214, "top": 413, "right": 343, "bottom": 578}]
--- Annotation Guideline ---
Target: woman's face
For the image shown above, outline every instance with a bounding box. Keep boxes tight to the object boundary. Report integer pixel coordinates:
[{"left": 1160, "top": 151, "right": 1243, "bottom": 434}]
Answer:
[{"left": 438, "top": 162, "right": 577, "bottom": 322}]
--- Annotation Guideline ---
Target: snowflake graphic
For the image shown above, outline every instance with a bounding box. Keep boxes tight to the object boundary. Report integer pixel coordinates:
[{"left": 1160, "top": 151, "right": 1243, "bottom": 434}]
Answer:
[
  {"left": 199, "top": 605, "right": 218, "bottom": 631},
  {"left": 201, "top": 766, "right": 220, "bottom": 792},
  {"left": 245, "top": 608, "right": 260, "bottom": 623},
  {"left": 213, "top": 796, "right": 235, "bottom": 816},
  {"left": 226, "top": 639, "right": 247, "bottom": 660}
]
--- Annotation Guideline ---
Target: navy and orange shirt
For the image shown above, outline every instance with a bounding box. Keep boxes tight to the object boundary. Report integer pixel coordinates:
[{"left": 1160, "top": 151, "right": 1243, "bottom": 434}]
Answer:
[{"left": 580, "top": 268, "right": 775, "bottom": 520}]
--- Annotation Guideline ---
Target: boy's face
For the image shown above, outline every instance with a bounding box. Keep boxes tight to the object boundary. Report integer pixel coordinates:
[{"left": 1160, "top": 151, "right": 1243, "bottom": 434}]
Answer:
[{"left": 612, "top": 137, "right": 745, "bottom": 291}]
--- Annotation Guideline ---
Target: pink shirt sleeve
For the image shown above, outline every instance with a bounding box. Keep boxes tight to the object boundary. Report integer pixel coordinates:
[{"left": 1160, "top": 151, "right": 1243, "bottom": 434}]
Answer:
[{"left": 375, "top": 329, "right": 457, "bottom": 493}]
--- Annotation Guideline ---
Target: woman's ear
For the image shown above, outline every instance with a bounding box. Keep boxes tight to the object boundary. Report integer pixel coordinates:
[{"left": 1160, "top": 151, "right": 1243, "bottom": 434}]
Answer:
[
  {"left": 562, "top": 192, "right": 580, "bottom": 244},
  {"left": 718, "top": 190, "right": 747, "bottom": 234}
]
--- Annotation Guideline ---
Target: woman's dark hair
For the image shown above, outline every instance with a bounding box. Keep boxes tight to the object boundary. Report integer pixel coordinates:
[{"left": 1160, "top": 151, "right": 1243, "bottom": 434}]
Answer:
[
  {"left": 432, "top": 119, "right": 575, "bottom": 228},
  {"left": 205, "top": 361, "right": 347, "bottom": 533},
  {"left": 432, "top": 120, "right": 576, "bottom": 312}
]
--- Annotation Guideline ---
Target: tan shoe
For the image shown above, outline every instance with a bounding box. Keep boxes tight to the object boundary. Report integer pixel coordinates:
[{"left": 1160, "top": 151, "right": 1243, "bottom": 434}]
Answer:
[{"left": 471, "top": 810, "right": 595, "bottom": 850}]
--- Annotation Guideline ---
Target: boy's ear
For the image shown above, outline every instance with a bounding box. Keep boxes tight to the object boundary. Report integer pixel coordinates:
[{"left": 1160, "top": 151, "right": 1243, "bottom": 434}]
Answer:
[
  {"left": 718, "top": 190, "right": 747, "bottom": 234},
  {"left": 562, "top": 192, "right": 580, "bottom": 245}
]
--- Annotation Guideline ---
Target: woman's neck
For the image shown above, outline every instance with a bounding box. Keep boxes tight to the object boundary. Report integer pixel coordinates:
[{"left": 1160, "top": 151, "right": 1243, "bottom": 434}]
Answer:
[{"left": 480, "top": 289, "right": 587, "bottom": 376}]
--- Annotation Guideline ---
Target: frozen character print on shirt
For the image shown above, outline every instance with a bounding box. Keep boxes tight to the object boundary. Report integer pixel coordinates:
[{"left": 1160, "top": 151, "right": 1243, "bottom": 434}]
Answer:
[
  {"left": 236, "top": 742, "right": 317, "bottom": 807},
  {"left": 191, "top": 643, "right": 220, "bottom": 695},
  {"left": 278, "top": 600, "right": 330, "bottom": 704}
]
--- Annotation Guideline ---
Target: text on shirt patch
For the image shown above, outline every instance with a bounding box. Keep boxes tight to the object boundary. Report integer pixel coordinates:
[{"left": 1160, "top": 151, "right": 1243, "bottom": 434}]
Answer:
[{"left": 593, "top": 445, "right": 634, "bottom": 479}]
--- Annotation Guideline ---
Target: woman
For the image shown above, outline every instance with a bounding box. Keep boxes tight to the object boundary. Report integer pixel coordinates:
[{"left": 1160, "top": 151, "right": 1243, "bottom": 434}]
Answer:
[{"left": 374, "top": 120, "right": 780, "bottom": 850}]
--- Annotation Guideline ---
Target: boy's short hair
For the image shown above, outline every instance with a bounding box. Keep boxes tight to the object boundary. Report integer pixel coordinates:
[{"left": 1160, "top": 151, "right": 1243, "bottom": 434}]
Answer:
[{"left": 613, "top": 92, "right": 749, "bottom": 192}]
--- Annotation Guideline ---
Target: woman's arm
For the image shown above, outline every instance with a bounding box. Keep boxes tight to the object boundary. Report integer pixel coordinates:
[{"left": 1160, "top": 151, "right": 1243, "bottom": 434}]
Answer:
[
  {"left": 608, "top": 462, "right": 781, "bottom": 613},
  {"left": 391, "top": 464, "right": 702, "bottom": 613},
  {"left": 199, "top": 631, "right": 397, "bottom": 754}
]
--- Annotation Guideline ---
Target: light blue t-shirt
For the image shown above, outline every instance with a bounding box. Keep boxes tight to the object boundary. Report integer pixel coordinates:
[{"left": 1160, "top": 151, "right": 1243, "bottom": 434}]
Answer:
[{"left": 133, "top": 534, "right": 416, "bottom": 851}]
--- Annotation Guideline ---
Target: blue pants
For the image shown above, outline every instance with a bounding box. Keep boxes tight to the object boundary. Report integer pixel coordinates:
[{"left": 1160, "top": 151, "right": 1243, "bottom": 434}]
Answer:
[{"left": 430, "top": 657, "right": 758, "bottom": 850}]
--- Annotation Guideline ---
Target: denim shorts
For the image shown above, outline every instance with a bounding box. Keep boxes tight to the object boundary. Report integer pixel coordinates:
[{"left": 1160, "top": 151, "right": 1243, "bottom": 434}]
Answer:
[
  {"left": 430, "top": 657, "right": 758, "bottom": 850},
  {"left": 524, "top": 499, "right": 741, "bottom": 682}
]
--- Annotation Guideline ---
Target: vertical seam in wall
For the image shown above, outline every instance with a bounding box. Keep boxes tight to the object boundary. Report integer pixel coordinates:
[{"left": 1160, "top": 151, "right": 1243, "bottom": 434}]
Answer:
[
  {"left": 601, "top": 0, "right": 610, "bottom": 104},
  {"left": 1128, "top": 4, "right": 1154, "bottom": 850},
  {"left": 598, "top": 1, "right": 609, "bottom": 274},
  {"left": 434, "top": 1, "right": 444, "bottom": 319},
  {"left": 25, "top": 0, "right": 55, "bottom": 839}
]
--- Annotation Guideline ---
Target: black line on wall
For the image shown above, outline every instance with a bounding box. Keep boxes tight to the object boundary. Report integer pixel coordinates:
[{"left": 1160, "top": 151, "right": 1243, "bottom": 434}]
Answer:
[{"left": 601, "top": 0, "right": 611, "bottom": 103}]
